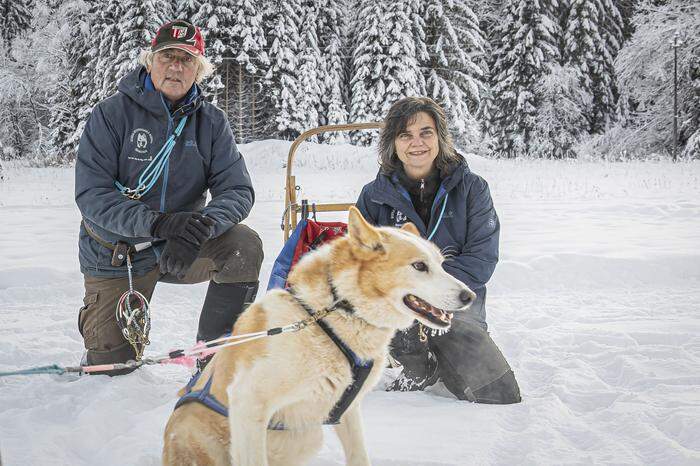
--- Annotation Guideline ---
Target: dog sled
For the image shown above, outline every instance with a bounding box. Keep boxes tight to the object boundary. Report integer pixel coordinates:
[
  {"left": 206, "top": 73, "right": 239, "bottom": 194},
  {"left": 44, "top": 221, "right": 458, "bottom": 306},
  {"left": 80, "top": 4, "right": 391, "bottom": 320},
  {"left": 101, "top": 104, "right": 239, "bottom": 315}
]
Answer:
[{"left": 269, "top": 122, "right": 382, "bottom": 290}]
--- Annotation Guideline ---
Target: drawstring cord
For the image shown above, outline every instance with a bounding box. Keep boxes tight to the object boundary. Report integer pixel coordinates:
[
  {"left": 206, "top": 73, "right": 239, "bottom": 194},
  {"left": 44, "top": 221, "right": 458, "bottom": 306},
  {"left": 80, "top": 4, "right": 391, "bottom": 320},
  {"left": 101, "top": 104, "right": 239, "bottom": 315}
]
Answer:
[{"left": 115, "top": 116, "right": 188, "bottom": 200}]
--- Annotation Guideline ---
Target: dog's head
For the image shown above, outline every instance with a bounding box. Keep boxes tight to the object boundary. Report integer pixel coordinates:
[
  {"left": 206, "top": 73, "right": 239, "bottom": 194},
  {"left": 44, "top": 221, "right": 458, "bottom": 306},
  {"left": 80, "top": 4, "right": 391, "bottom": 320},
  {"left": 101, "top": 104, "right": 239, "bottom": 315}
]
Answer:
[{"left": 330, "top": 207, "right": 476, "bottom": 331}]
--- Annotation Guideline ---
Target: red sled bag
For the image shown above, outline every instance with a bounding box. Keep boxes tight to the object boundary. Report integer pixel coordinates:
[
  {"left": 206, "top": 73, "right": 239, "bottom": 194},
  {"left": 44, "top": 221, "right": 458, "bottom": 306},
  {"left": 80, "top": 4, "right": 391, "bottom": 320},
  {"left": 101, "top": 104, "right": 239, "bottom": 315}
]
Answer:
[{"left": 267, "top": 218, "right": 347, "bottom": 290}]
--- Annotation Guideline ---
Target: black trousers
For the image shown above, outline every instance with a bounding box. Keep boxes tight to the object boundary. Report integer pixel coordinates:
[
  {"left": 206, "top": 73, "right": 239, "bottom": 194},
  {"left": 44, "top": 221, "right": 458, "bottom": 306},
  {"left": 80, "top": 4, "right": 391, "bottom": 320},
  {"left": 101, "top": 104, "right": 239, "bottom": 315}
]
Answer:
[
  {"left": 391, "top": 318, "right": 521, "bottom": 404},
  {"left": 78, "top": 223, "right": 263, "bottom": 371}
]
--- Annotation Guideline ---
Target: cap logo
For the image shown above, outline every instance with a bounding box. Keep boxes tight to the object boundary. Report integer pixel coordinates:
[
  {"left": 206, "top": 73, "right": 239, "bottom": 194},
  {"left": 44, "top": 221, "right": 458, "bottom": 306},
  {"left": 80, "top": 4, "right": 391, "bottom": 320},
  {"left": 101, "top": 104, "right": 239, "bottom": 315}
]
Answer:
[{"left": 171, "top": 26, "right": 188, "bottom": 39}]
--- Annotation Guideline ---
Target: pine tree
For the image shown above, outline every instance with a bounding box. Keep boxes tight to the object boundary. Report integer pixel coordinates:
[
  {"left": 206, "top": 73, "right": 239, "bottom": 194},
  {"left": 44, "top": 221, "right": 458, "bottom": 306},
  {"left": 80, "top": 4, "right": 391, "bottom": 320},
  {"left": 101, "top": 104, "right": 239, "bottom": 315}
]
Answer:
[
  {"left": 265, "top": 0, "right": 303, "bottom": 139},
  {"left": 150, "top": 0, "right": 174, "bottom": 30},
  {"left": 113, "top": 0, "right": 154, "bottom": 82},
  {"left": 192, "top": 0, "right": 239, "bottom": 104},
  {"left": 563, "top": 0, "right": 624, "bottom": 134},
  {"left": 92, "top": 1, "right": 123, "bottom": 103},
  {"left": 48, "top": 1, "right": 92, "bottom": 164},
  {"left": 316, "top": 0, "right": 348, "bottom": 143},
  {"left": 530, "top": 64, "right": 589, "bottom": 158},
  {"left": 224, "top": 0, "right": 269, "bottom": 142},
  {"left": 423, "top": 0, "right": 487, "bottom": 150},
  {"left": 75, "top": 1, "right": 103, "bottom": 132},
  {"left": 0, "top": 0, "right": 33, "bottom": 52},
  {"left": 295, "top": 0, "right": 322, "bottom": 136},
  {"left": 613, "top": 0, "right": 699, "bottom": 158},
  {"left": 349, "top": 1, "right": 422, "bottom": 145},
  {"left": 486, "top": 0, "right": 560, "bottom": 158},
  {"left": 175, "top": 0, "right": 203, "bottom": 22}
]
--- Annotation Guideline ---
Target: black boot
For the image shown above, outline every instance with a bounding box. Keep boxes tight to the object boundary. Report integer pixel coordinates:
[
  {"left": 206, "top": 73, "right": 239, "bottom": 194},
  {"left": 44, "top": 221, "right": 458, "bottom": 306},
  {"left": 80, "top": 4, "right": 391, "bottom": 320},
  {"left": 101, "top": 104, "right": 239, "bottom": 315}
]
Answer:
[
  {"left": 195, "top": 281, "right": 258, "bottom": 371},
  {"left": 196, "top": 281, "right": 258, "bottom": 342},
  {"left": 386, "top": 324, "right": 440, "bottom": 392}
]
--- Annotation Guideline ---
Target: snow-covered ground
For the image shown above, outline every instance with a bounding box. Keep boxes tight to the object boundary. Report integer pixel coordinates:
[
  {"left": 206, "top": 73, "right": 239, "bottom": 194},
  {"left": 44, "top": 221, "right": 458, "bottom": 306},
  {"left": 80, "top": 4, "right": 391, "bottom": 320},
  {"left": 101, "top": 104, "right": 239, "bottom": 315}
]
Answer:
[{"left": 1, "top": 141, "right": 699, "bottom": 466}]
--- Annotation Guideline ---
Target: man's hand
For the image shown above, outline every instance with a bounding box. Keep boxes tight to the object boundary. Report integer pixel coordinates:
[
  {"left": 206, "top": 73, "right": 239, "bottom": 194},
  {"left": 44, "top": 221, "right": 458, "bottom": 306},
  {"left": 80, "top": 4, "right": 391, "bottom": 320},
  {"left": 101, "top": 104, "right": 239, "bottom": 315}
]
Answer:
[
  {"left": 159, "top": 238, "right": 201, "bottom": 279},
  {"left": 151, "top": 212, "right": 215, "bottom": 245}
]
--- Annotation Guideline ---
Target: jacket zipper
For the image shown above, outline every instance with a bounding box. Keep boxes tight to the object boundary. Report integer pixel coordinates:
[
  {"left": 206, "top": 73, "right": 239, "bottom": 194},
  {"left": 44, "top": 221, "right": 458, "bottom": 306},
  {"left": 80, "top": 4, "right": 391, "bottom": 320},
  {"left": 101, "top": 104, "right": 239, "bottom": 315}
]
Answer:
[
  {"left": 159, "top": 95, "right": 173, "bottom": 212},
  {"left": 420, "top": 178, "right": 425, "bottom": 202}
]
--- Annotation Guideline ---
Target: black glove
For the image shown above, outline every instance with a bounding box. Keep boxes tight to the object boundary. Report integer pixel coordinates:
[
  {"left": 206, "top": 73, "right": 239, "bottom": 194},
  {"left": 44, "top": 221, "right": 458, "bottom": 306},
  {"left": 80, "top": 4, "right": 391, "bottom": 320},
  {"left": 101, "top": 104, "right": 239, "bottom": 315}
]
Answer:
[
  {"left": 151, "top": 212, "right": 215, "bottom": 245},
  {"left": 159, "top": 238, "right": 201, "bottom": 279}
]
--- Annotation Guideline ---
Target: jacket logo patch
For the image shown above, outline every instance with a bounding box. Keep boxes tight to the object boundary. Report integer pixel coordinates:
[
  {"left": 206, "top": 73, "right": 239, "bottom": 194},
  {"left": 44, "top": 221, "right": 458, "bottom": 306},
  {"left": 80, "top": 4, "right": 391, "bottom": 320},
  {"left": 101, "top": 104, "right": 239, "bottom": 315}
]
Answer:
[
  {"left": 184, "top": 140, "right": 197, "bottom": 148},
  {"left": 130, "top": 128, "right": 153, "bottom": 154},
  {"left": 390, "top": 209, "right": 407, "bottom": 227},
  {"left": 487, "top": 215, "right": 497, "bottom": 230}
]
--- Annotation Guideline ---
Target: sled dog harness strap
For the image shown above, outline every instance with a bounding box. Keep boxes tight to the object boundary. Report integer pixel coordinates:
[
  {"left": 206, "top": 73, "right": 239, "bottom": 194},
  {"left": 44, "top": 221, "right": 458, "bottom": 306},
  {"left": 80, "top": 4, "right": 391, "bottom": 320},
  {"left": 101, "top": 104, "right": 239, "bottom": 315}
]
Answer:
[
  {"left": 288, "top": 282, "right": 375, "bottom": 425},
  {"left": 174, "top": 370, "right": 228, "bottom": 417},
  {"left": 173, "top": 281, "right": 374, "bottom": 428}
]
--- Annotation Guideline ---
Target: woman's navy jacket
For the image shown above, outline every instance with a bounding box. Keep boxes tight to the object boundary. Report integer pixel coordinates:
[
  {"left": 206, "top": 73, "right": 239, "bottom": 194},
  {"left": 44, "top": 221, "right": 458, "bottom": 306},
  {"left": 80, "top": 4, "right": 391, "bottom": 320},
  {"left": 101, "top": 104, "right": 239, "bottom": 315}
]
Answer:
[{"left": 355, "top": 161, "right": 499, "bottom": 325}]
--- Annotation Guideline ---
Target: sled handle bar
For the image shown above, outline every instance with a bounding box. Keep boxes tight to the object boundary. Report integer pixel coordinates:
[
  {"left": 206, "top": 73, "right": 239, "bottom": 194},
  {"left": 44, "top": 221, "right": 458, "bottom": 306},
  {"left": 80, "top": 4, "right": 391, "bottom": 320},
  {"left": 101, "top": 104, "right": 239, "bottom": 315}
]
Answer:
[{"left": 283, "top": 122, "right": 383, "bottom": 241}]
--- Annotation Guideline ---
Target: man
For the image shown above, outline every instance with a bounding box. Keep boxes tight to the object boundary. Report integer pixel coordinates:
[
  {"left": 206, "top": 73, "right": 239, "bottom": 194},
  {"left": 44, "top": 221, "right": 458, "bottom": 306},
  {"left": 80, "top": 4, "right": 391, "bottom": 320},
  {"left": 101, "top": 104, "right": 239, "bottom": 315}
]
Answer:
[{"left": 75, "top": 20, "right": 263, "bottom": 375}]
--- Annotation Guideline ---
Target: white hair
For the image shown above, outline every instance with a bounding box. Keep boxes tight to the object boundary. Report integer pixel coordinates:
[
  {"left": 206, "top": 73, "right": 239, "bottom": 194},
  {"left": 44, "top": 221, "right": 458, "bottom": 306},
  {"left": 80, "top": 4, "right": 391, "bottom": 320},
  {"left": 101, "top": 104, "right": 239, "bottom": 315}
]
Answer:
[{"left": 138, "top": 49, "right": 214, "bottom": 84}]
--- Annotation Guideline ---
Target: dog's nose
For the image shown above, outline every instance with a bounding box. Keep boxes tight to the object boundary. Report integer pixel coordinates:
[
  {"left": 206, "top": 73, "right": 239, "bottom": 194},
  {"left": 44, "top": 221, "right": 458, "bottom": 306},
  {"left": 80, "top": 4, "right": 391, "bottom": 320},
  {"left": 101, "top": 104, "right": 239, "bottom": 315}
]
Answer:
[{"left": 459, "top": 290, "right": 474, "bottom": 305}]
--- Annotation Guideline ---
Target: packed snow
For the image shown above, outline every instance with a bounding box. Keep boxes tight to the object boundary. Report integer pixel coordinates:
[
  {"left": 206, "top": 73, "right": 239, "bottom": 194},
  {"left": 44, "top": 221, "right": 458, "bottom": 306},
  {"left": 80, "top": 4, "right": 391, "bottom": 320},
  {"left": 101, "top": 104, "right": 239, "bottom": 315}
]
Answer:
[{"left": 1, "top": 141, "right": 699, "bottom": 466}]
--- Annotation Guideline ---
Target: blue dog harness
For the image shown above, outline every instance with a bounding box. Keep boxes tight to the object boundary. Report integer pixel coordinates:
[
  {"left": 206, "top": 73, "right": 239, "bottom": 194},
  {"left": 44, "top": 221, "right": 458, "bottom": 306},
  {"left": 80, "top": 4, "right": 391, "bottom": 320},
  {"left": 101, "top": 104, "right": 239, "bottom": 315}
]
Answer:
[{"left": 173, "top": 285, "right": 375, "bottom": 429}]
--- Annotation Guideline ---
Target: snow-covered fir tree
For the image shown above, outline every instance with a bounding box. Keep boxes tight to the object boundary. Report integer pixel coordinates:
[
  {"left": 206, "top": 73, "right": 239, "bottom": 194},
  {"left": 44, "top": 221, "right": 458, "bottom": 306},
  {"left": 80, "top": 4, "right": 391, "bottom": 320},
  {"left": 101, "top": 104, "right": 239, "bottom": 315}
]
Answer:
[
  {"left": 112, "top": 0, "right": 154, "bottom": 82},
  {"left": 149, "top": 0, "right": 174, "bottom": 30},
  {"left": 349, "top": 1, "right": 422, "bottom": 145},
  {"left": 422, "top": 0, "right": 487, "bottom": 150},
  {"left": 563, "top": 0, "right": 624, "bottom": 134},
  {"left": 91, "top": 1, "right": 122, "bottom": 104},
  {"left": 316, "top": 0, "right": 348, "bottom": 143},
  {"left": 46, "top": 1, "right": 92, "bottom": 164},
  {"left": 486, "top": 0, "right": 560, "bottom": 158},
  {"left": 0, "top": 0, "right": 33, "bottom": 51},
  {"left": 264, "top": 0, "right": 303, "bottom": 139},
  {"left": 295, "top": 0, "right": 323, "bottom": 137},
  {"left": 530, "top": 64, "right": 589, "bottom": 158},
  {"left": 175, "top": 0, "right": 203, "bottom": 22},
  {"left": 613, "top": 0, "right": 699, "bottom": 158},
  {"left": 225, "top": 0, "right": 269, "bottom": 143},
  {"left": 192, "top": 0, "right": 239, "bottom": 104}
]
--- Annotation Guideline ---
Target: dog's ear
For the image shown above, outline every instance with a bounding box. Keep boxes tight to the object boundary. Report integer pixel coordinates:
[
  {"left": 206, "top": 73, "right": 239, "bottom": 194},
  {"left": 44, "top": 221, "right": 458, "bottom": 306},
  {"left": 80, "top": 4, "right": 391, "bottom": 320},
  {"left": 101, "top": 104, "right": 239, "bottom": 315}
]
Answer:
[
  {"left": 347, "top": 206, "right": 385, "bottom": 258},
  {"left": 401, "top": 222, "right": 420, "bottom": 237}
]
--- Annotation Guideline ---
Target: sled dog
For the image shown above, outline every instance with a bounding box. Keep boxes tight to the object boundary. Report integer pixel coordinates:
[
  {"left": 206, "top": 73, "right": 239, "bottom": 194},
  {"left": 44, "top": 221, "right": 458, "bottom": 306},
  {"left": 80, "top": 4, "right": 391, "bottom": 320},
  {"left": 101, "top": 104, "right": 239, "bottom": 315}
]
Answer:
[{"left": 162, "top": 207, "right": 476, "bottom": 466}]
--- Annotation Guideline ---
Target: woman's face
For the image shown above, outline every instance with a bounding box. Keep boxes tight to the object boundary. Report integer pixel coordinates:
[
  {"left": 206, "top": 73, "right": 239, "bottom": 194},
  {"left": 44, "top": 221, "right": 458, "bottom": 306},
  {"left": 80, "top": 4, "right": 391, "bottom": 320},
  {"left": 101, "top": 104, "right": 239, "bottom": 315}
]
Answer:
[{"left": 394, "top": 111, "right": 439, "bottom": 179}]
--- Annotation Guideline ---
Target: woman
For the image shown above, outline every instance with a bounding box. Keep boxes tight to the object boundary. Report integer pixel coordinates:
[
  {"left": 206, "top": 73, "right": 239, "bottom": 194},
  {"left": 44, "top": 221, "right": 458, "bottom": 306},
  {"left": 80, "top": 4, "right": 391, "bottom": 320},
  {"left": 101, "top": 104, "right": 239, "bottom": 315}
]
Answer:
[{"left": 355, "top": 97, "right": 520, "bottom": 404}]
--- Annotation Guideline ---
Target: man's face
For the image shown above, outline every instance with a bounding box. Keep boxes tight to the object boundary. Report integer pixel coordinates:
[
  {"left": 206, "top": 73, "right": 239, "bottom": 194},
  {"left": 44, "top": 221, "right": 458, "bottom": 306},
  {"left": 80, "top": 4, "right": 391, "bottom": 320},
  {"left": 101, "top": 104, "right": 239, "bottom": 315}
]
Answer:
[{"left": 149, "top": 49, "right": 198, "bottom": 102}]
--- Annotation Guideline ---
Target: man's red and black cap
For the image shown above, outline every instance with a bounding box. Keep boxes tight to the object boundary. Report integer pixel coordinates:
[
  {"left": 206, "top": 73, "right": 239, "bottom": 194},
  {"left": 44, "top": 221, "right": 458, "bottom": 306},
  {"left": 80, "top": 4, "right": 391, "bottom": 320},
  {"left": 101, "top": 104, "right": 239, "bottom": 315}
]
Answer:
[{"left": 151, "top": 20, "right": 205, "bottom": 56}]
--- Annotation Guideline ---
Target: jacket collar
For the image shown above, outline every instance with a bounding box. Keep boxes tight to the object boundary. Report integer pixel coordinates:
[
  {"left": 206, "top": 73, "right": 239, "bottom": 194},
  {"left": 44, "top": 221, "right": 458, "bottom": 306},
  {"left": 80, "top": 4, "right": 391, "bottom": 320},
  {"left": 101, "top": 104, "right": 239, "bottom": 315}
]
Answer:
[{"left": 118, "top": 66, "right": 203, "bottom": 118}]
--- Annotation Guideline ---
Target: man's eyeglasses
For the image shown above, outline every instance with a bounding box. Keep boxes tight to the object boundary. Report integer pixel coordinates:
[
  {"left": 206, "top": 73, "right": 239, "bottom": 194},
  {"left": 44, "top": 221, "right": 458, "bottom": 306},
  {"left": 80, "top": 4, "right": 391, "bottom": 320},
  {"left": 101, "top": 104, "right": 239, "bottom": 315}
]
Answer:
[{"left": 156, "top": 51, "right": 196, "bottom": 68}]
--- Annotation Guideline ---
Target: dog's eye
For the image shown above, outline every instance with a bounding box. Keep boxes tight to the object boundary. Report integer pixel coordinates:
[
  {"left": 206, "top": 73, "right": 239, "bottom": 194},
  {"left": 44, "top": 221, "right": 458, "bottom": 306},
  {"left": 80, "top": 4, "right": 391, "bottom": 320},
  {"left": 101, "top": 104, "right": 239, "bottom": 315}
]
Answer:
[{"left": 412, "top": 261, "right": 429, "bottom": 272}]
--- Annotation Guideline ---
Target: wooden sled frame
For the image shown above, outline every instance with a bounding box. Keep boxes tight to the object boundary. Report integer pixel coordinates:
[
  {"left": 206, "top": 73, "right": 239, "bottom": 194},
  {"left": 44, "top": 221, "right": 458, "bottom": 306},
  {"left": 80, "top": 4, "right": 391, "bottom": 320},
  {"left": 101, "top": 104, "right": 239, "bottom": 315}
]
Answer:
[{"left": 282, "top": 122, "right": 383, "bottom": 241}]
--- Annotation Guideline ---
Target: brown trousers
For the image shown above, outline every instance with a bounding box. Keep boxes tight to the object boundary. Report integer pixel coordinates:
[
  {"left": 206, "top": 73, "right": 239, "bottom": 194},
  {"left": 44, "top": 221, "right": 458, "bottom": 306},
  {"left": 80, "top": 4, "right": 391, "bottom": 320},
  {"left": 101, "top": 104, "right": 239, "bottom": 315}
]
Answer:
[{"left": 78, "top": 223, "right": 263, "bottom": 366}]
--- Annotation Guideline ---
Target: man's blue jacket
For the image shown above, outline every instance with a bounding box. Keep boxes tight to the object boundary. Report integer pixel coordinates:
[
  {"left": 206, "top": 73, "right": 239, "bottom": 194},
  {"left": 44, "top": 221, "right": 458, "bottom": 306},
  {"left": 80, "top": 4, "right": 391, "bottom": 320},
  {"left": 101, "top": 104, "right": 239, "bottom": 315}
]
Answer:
[
  {"left": 355, "top": 161, "right": 499, "bottom": 326},
  {"left": 75, "top": 66, "right": 254, "bottom": 277}
]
